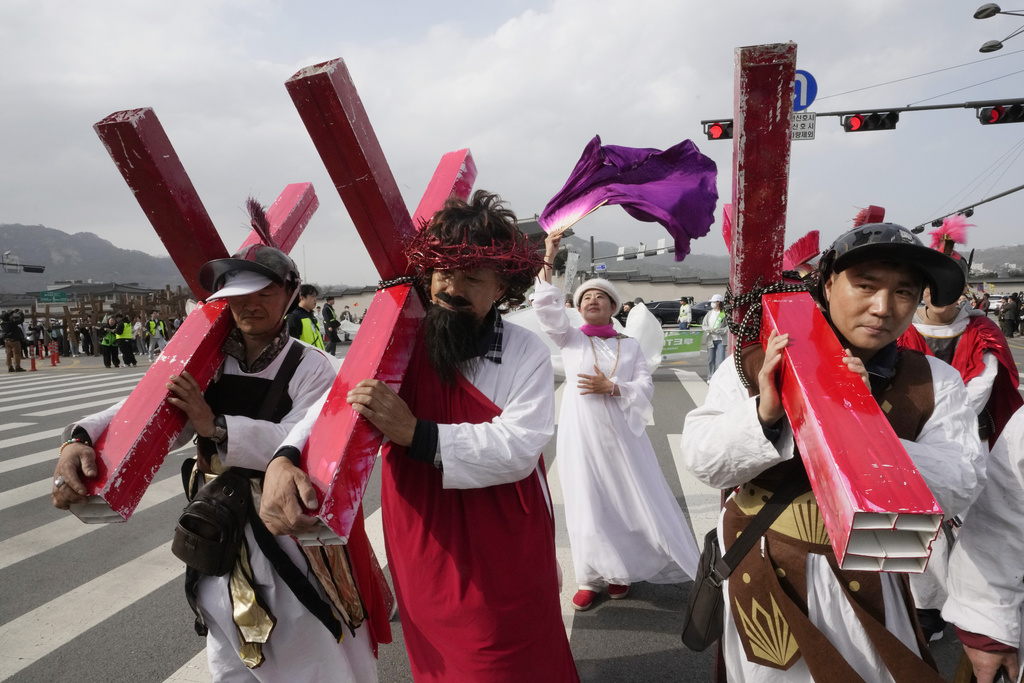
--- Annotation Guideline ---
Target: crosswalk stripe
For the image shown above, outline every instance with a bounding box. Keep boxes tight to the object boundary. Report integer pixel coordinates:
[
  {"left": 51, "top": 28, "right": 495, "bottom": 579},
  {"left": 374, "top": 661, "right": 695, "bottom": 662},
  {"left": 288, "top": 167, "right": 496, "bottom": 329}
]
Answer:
[
  {"left": 673, "top": 368, "right": 708, "bottom": 407},
  {"left": 0, "top": 449, "right": 54, "bottom": 475},
  {"left": 0, "top": 542, "right": 183, "bottom": 679},
  {"left": 0, "top": 375, "right": 139, "bottom": 403},
  {"left": 0, "top": 386, "right": 134, "bottom": 414},
  {"left": 0, "top": 422, "right": 34, "bottom": 433},
  {"left": 364, "top": 507, "right": 386, "bottom": 569},
  {"left": 0, "top": 427, "right": 64, "bottom": 451},
  {"left": 25, "top": 395, "right": 130, "bottom": 417},
  {"left": 0, "top": 479, "right": 50, "bottom": 513},
  {"left": 666, "top": 433, "right": 720, "bottom": 539},
  {"left": 0, "top": 374, "right": 90, "bottom": 391},
  {"left": 0, "top": 474, "right": 184, "bottom": 571},
  {"left": 162, "top": 651, "right": 210, "bottom": 683}
]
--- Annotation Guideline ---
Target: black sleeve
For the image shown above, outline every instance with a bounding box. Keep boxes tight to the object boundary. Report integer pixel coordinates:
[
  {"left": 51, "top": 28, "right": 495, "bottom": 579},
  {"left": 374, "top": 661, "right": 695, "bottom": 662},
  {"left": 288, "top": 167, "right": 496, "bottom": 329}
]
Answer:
[
  {"left": 406, "top": 420, "right": 439, "bottom": 466},
  {"left": 271, "top": 446, "right": 302, "bottom": 467},
  {"left": 286, "top": 311, "right": 302, "bottom": 339}
]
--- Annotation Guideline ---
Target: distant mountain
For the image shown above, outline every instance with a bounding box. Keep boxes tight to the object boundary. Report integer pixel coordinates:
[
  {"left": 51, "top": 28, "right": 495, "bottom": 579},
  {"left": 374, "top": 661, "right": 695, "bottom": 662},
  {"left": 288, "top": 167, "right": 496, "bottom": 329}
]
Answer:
[
  {"left": 0, "top": 223, "right": 360, "bottom": 295},
  {"left": 969, "top": 244, "right": 1024, "bottom": 276},
  {"left": 0, "top": 223, "right": 188, "bottom": 294}
]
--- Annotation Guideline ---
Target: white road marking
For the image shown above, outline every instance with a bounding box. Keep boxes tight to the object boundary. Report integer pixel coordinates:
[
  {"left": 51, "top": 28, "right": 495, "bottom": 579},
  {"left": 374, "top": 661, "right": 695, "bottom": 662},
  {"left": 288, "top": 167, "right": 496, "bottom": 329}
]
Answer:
[
  {"left": 25, "top": 394, "right": 130, "bottom": 417},
  {"left": 0, "top": 542, "right": 183, "bottom": 679},
  {"left": 0, "top": 386, "right": 133, "bottom": 414},
  {"left": 0, "top": 375, "right": 138, "bottom": 402},
  {"left": 0, "top": 449, "right": 56, "bottom": 475},
  {"left": 0, "top": 475, "right": 184, "bottom": 571},
  {"left": 0, "top": 427, "right": 64, "bottom": 450}
]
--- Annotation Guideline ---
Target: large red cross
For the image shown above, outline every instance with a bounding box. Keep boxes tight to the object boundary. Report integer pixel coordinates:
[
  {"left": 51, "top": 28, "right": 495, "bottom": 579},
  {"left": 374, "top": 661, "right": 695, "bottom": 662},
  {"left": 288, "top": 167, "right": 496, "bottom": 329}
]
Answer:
[
  {"left": 283, "top": 59, "right": 477, "bottom": 544},
  {"left": 730, "top": 44, "right": 942, "bottom": 572},
  {"left": 71, "top": 108, "right": 317, "bottom": 522}
]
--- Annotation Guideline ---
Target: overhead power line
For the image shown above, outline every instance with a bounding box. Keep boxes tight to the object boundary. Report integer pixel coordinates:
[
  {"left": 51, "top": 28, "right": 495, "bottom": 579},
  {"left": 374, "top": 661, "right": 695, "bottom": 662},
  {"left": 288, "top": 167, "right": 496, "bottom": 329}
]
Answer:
[{"left": 816, "top": 48, "right": 1024, "bottom": 102}]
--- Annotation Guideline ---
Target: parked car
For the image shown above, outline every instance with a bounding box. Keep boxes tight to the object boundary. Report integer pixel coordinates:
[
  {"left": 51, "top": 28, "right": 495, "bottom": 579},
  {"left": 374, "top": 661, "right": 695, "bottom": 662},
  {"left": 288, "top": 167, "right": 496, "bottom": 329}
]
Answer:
[
  {"left": 643, "top": 299, "right": 713, "bottom": 327},
  {"left": 989, "top": 294, "right": 1006, "bottom": 314}
]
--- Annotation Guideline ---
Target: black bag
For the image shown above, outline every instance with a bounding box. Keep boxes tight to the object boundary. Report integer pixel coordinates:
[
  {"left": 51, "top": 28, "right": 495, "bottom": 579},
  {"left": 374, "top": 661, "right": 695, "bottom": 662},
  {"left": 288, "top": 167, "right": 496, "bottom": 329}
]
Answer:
[
  {"left": 172, "top": 468, "right": 252, "bottom": 576},
  {"left": 681, "top": 475, "right": 807, "bottom": 652},
  {"left": 681, "top": 528, "right": 728, "bottom": 651}
]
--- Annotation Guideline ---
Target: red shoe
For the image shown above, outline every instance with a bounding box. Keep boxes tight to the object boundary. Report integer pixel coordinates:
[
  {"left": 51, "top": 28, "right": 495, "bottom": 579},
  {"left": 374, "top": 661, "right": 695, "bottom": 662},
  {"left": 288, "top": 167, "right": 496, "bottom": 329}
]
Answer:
[
  {"left": 572, "top": 589, "right": 597, "bottom": 611},
  {"left": 608, "top": 584, "right": 630, "bottom": 600}
]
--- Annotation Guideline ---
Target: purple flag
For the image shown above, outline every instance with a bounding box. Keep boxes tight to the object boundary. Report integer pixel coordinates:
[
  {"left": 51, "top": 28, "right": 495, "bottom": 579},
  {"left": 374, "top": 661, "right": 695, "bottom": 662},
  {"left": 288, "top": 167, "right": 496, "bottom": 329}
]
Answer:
[{"left": 539, "top": 135, "right": 718, "bottom": 261}]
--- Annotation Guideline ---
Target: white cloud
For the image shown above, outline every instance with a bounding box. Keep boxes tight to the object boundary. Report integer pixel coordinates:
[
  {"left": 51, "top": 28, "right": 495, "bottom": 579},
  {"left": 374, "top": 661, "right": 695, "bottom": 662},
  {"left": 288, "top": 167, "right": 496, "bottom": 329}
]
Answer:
[{"left": 2, "top": 0, "right": 1023, "bottom": 289}]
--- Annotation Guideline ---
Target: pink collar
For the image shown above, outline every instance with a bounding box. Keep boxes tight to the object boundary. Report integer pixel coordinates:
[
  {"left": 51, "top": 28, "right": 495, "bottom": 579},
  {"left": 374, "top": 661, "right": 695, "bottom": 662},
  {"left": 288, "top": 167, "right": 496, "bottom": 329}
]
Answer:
[{"left": 580, "top": 323, "right": 617, "bottom": 338}]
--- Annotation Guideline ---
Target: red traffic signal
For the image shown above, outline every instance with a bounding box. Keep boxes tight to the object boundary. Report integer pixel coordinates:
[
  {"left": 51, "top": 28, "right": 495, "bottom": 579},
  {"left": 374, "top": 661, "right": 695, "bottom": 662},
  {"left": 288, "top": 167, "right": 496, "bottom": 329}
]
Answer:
[
  {"left": 703, "top": 121, "right": 733, "bottom": 140},
  {"left": 841, "top": 111, "right": 899, "bottom": 132},
  {"left": 979, "top": 104, "right": 1024, "bottom": 125}
]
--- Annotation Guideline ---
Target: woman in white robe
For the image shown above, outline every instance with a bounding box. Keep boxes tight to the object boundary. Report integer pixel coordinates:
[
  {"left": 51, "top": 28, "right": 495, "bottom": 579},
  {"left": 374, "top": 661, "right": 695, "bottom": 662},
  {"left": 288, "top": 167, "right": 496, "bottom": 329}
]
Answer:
[{"left": 536, "top": 232, "right": 699, "bottom": 611}]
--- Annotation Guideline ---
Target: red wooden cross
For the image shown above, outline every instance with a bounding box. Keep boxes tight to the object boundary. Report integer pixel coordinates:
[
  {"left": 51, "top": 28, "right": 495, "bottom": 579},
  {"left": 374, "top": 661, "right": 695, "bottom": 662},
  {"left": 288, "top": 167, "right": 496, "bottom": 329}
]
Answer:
[
  {"left": 71, "top": 108, "right": 317, "bottom": 523},
  {"left": 729, "top": 44, "right": 942, "bottom": 571},
  {"left": 283, "top": 59, "right": 477, "bottom": 544}
]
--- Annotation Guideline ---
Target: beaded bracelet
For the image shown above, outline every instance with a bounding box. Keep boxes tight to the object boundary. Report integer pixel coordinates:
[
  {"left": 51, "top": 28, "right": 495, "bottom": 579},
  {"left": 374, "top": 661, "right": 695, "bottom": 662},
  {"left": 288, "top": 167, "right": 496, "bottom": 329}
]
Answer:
[{"left": 58, "top": 437, "right": 88, "bottom": 456}]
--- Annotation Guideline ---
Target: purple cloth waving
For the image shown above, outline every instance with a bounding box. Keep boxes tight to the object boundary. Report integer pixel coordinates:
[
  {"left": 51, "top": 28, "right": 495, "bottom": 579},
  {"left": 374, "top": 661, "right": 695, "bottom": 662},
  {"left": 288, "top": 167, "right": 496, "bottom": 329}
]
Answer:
[{"left": 539, "top": 135, "right": 718, "bottom": 261}]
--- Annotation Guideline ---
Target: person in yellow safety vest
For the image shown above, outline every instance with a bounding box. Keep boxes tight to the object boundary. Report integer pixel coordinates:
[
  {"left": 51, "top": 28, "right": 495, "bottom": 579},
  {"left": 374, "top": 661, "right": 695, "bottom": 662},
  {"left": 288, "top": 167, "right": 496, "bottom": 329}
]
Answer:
[
  {"left": 114, "top": 313, "right": 138, "bottom": 367},
  {"left": 286, "top": 284, "right": 325, "bottom": 350},
  {"left": 147, "top": 310, "right": 171, "bottom": 361},
  {"left": 99, "top": 316, "right": 121, "bottom": 368}
]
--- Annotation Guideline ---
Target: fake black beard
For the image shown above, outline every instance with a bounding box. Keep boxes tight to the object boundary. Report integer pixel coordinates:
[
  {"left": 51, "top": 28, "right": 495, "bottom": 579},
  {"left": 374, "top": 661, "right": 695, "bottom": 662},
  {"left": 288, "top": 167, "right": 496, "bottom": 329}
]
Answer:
[{"left": 423, "top": 301, "right": 483, "bottom": 385}]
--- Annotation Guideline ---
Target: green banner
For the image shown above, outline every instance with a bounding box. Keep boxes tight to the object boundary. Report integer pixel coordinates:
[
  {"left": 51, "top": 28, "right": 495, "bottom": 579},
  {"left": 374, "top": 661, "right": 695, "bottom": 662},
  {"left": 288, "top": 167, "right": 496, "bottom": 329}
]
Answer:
[
  {"left": 661, "top": 329, "right": 703, "bottom": 358},
  {"left": 39, "top": 291, "right": 68, "bottom": 303}
]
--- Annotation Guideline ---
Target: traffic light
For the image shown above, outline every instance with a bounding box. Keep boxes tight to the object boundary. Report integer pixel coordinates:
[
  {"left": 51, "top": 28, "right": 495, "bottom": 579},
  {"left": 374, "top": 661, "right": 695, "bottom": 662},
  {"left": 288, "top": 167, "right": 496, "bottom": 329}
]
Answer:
[
  {"left": 703, "top": 121, "right": 733, "bottom": 140},
  {"left": 979, "top": 104, "right": 1024, "bottom": 125},
  {"left": 841, "top": 111, "right": 900, "bottom": 132}
]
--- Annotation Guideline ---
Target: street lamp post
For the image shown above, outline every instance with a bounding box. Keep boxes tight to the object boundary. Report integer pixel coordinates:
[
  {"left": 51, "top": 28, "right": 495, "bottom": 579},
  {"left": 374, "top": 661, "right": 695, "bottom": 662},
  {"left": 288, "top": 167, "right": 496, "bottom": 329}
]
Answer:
[{"left": 974, "top": 3, "right": 1024, "bottom": 52}]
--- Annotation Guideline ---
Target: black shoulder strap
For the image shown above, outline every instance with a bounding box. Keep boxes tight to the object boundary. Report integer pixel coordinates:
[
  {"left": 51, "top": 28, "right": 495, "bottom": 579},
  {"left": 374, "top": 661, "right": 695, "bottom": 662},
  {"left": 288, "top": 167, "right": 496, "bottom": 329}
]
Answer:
[
  {"left": 255, "top": 342, "right": 305, "bottom": 422},
  {"left": 714, "top": 473, "right": 808, "bottom": 581},
  {"left": 247, "top": 505, "right": 343, "bottom": 641}
]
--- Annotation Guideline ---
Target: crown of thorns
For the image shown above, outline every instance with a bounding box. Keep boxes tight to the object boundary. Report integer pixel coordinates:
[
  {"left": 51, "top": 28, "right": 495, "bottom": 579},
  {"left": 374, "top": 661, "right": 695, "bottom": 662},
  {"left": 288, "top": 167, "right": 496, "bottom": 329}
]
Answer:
[{"left": 404, "top": 227, "right": 545, "bottom": 280}]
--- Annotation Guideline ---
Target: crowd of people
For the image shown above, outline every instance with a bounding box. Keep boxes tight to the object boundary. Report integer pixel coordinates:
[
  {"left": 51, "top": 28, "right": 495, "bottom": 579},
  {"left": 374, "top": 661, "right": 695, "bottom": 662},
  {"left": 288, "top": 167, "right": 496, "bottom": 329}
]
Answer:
[{"left": 39, "top": 192, "right": 1024, "bottom": 683}]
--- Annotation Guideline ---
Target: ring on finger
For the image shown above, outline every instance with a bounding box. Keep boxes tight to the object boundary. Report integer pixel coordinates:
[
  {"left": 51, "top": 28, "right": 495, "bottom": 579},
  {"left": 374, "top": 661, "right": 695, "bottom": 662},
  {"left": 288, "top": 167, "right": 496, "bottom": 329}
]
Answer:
[{"left": 54, "top": 475, "right": 66, "bottom": 488}]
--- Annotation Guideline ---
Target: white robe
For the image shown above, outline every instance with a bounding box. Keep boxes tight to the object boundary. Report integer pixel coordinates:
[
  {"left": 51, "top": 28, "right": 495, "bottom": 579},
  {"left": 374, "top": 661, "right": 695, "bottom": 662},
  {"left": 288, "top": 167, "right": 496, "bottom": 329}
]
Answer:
[
  {"left": 69, "top": 337, "right": 377, "bottom": 683},
  {"left": 682, "top": 355, "right": 985, "bottom": 683},
  {"left": 944, "top": 407, "right": 1024, "bottom": 658},
  {"left": 909, "top": 306, "right": 998, "bottom": 611},
  {"left": 533, "top": 279, "right": 699, "bottom": 588}
]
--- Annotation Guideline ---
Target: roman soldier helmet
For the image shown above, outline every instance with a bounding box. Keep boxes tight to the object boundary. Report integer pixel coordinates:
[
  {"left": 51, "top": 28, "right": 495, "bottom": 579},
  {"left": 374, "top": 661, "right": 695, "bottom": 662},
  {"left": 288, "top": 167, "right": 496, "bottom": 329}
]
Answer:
[
  {"left": 817, "top": 223, "right": 965, "bottom": 306},
  {"left": 198, "top": 244, "right": 300, "bottom": 300}
]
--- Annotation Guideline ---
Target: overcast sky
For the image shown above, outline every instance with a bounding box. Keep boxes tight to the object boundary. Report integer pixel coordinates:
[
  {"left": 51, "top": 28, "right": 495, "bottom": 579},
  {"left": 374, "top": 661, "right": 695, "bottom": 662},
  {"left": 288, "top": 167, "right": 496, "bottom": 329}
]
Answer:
[{"left": 3, "top": 0, "right": 1023, "bottom": 286}]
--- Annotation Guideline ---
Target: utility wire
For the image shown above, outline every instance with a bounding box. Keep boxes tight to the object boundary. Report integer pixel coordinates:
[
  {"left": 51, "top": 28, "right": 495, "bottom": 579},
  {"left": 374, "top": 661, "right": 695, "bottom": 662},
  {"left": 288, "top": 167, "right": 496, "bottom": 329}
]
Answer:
[
  {"left": 907, "top": 67, "right": 1024, "bottom": 106},
  {"left": 816, "top": 48, "right": 1024, "bottom": 102},
  {"left": 926, "top": 134, "right": 1024, "bottom": 220}
]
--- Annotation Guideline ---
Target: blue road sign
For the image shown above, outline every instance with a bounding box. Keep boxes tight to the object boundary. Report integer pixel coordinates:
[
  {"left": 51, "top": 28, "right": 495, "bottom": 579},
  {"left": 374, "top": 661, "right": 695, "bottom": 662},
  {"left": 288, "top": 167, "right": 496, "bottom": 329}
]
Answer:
[
  {"left": 595, "top": 263, "right": 607, "bottom": 271},
  {"left": 793, "top": 70, "right": 817, "bottom": 112}
]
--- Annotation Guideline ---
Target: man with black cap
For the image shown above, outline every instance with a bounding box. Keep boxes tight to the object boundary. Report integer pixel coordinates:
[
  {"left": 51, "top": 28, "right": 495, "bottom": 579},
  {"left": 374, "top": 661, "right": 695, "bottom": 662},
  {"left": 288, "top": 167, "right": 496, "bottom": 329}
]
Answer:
[
  {"left": 683, "top": 223, "right": 985, "bottom": 682},
  {"left": 51, "top": 241, "right": 388, "bottom": 681}
]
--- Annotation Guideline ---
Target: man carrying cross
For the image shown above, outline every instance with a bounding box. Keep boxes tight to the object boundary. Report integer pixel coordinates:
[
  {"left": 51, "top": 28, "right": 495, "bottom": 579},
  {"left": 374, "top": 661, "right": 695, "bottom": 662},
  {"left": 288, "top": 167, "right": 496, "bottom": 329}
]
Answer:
[
  {"left": 52, "top": 240, "right": 389, "bottom": 682},
  {"left": 261, "top": 190, "right": 580, "bottom": 682},
  {"left": 682, "top": 223, "right": 985, "bottom": 682}
]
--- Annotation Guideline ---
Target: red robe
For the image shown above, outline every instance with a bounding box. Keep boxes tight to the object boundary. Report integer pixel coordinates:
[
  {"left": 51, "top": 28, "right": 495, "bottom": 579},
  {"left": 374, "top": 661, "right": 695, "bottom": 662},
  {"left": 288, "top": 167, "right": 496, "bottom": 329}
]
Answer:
[
  {"left": 899, "top": 314, "right": 1022, "bottom": 445},
  {"left": 381, "top": 341, "right": 579, "bottom": 682}
]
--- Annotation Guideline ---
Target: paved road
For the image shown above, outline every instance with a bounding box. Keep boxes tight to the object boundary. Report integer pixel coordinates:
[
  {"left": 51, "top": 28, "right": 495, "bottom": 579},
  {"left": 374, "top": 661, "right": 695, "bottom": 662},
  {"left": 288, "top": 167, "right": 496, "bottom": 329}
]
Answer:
[{"left": 2, "top": 337, "right": 1020, "bottom": 682}]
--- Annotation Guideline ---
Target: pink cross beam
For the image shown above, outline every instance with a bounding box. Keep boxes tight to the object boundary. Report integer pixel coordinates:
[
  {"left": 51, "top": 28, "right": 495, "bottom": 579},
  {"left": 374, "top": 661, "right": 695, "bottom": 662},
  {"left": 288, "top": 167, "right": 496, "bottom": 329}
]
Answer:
[
  {"left": 761, "top": 294, "right": 943, "bottom": 571},
  {"left": 284, "top": 59, "right": 477, "bottom": 544},
  {"left": 70, "top": 108, "right": 317, "bottom": 523},
  {"left": 728, "top": 45, "right": 942, "bottom": 571}
]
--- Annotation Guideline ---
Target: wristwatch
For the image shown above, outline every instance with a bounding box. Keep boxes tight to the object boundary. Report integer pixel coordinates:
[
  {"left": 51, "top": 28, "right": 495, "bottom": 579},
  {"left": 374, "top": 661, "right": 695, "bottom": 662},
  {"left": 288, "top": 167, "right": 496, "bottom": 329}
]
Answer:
[{"left": 208, "top": 415, "right": 228, "bottom": 444}]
